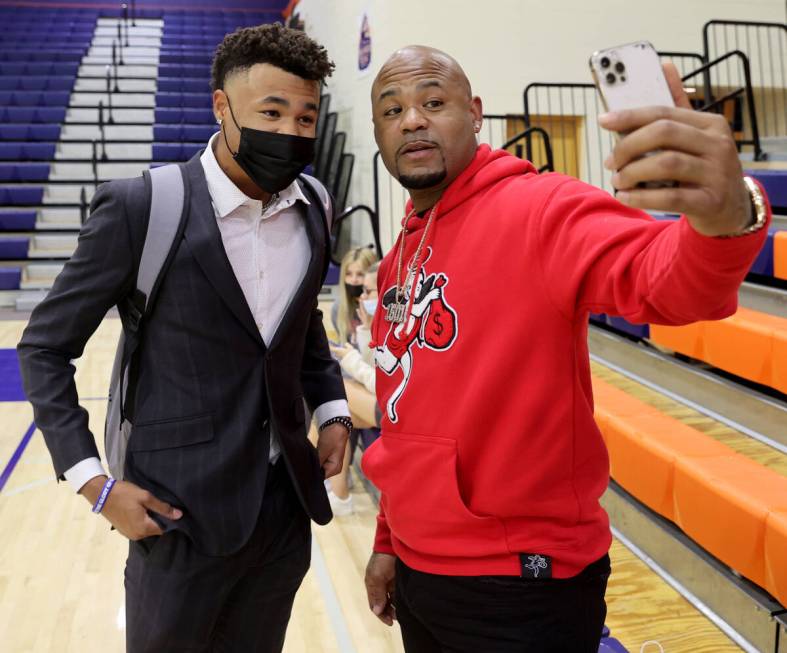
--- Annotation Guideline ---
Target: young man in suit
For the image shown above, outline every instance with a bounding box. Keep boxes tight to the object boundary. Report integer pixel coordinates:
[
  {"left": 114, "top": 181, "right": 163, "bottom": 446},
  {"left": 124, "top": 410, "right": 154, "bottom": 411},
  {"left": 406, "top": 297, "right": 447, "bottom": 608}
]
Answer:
[{"left": 18, "top": 24, "right": 351, "bottom": 652}]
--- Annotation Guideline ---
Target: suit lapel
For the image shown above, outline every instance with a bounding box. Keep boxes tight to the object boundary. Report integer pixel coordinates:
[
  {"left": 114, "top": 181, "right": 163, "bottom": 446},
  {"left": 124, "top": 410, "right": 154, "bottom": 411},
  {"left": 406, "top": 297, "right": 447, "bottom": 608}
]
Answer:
[
  {"left": 268, "top": 186, "right": 319, "bottom": 350},
  {"left": 182, "top": 155, "right": 265, "bottom": 348}
]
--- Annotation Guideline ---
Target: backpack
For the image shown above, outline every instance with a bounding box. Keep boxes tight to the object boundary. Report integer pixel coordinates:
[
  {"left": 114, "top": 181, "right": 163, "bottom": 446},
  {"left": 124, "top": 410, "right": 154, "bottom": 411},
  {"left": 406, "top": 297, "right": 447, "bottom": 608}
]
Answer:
[{"left": 104, "top": 164, "right": 333, "bottom": 480}]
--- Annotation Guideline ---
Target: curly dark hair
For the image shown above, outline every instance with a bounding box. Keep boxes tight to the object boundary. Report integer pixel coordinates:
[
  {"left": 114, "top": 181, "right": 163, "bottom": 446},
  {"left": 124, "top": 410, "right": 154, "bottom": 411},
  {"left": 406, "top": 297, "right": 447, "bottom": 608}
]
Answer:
[{"left": 211, "top": 23, "right": 334, "bottom": 91}]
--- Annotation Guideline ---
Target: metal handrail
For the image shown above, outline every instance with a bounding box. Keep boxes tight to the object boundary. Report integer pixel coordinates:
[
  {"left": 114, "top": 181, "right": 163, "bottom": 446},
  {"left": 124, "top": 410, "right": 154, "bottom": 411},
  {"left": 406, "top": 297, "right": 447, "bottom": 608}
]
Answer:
[
  {"left": 333, "top": 204, "right": 383, "bottom": 263},
  {"left": 681, "top": 49, "right": 763, "bottom": 160},
  {"left": 501, "top": 126, "right": 554, "bottom": 172}
]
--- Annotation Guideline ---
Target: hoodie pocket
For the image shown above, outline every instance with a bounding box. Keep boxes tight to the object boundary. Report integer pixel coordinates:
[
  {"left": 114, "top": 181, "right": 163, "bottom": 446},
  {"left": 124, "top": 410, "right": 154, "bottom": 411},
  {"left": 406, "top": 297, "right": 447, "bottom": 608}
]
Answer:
[{"left": 362, "top": 432, "right": 509, "bottom": 558}]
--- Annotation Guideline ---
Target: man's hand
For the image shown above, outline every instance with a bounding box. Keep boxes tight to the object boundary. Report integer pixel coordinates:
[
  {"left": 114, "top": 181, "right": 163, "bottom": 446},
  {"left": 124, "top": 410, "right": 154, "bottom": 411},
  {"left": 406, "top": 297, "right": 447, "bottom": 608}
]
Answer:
[
  {"left": 365, "top": 552, "right": 397, "bottom": 625},
  {"left": 80, "top": 475, "right": 183, "bottom": 540},
  {"left": 600, "top": 62, "right": 751, "bottom": 237},
  {"left": 317, "top": 423, "right": 349, "bottom": 478}
]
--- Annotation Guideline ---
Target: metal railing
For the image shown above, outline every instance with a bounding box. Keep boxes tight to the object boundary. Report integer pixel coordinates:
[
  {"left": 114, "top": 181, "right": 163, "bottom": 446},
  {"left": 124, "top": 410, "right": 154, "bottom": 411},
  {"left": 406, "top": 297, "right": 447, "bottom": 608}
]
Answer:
[
  {"left": 523, "top": 82, "right": 612, "bottom": 189},
  {"left": 522, "top": 47, "right": 769, "bottom": 189},
  {"left": 682, "top": 50, "right": 763, "bottom": 160},
  {"left": 703, "top": 20, "right": 787, "bottom": 142}
]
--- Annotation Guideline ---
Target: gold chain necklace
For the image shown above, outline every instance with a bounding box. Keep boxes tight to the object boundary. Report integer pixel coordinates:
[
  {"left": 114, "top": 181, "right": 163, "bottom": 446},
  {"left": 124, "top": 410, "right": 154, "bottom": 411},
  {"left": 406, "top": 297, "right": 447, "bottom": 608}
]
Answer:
[{"left": 385, "top": 205, "right": 438, "bottom": 324}]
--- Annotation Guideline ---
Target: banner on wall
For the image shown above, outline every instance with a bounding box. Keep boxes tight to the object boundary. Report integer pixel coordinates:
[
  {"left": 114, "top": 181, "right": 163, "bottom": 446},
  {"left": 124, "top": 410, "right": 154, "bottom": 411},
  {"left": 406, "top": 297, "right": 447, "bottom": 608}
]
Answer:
[{"left": 358, "top": 12, "right": 372, "bottom": 77}]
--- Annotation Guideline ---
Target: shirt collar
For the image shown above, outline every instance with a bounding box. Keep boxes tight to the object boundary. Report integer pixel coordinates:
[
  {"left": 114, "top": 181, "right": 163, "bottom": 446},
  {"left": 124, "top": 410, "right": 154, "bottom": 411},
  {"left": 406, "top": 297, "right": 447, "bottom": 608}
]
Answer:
[{"left": 200, "top": 132, "right": 309, "bottom": 220}]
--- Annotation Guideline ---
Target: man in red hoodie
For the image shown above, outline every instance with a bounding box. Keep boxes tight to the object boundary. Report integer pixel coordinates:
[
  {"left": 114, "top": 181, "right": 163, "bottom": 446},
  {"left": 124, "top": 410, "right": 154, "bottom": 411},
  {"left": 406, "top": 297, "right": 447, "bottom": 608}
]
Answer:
[{"left": 362, "top": 45, "right": 770, "bottom": 652}]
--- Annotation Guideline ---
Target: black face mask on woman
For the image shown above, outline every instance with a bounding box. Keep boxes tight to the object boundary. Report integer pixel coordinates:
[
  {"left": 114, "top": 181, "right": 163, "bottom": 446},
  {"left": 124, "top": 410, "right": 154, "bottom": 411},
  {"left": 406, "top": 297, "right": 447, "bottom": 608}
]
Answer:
[
  {"left": 346, "top": 284, "right": 364, "bottom": 299},
  {"left": 222, "top": 97, "right": 316, "bottom": 194}
]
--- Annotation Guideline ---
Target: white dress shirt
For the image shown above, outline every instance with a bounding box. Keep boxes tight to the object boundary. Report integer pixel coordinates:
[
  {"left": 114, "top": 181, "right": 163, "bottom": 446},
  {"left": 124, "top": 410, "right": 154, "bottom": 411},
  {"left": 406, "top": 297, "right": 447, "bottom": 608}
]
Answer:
[{"left": 64, "top": 134, "right": 348, "bottom": 492}]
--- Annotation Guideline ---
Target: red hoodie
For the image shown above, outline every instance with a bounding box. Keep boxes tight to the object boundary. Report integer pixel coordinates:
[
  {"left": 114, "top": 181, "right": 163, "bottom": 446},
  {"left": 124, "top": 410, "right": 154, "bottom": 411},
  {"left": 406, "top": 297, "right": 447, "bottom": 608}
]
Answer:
[{"left": 362, "top": 144, "right": 770, "bottom": 578}]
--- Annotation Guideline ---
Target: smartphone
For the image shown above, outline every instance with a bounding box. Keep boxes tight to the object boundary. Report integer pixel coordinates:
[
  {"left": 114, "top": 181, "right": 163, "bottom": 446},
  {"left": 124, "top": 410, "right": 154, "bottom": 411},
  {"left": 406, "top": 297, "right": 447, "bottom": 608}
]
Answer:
[
  {"left": 589, "top": 41, "right": 675, "bottom": 188},
  {"left": 589, "top": 40, "right": 674, "bottom": 115}
]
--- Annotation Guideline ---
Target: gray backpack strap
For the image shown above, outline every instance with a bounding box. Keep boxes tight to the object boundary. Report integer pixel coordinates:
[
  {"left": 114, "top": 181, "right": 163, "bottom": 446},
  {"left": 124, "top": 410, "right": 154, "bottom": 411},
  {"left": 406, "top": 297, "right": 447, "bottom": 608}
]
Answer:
[
  {"left": 137, "top": 164, "right": 186, "bottom": 307},
  {"left": 105, "top": 164, "right": 186, "bottom": 480}
]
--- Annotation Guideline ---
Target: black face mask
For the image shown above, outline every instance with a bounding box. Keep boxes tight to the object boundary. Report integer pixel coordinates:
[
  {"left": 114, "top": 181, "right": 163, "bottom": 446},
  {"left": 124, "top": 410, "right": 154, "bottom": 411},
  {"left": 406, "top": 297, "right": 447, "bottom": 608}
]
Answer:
[
  {"left": 346, "top": 284, "right": 364, "bottom": 299},
  {"left": 222, "top": 97, "right": 316, "bottom": 194}
]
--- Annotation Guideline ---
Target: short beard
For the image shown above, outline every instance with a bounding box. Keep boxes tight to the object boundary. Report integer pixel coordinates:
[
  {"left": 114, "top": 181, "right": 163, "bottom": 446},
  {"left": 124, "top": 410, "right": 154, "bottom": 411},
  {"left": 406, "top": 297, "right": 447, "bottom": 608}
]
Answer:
[{"left": 397, "top": 169, "right": 447, "bottom": 190}]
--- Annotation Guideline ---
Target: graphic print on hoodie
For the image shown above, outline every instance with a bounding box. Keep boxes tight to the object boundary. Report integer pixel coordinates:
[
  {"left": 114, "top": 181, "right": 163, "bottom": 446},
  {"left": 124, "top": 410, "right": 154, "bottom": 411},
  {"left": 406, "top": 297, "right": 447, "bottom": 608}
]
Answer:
[{"left": 375, "top": 248, "right": 458, "bottom": 422}]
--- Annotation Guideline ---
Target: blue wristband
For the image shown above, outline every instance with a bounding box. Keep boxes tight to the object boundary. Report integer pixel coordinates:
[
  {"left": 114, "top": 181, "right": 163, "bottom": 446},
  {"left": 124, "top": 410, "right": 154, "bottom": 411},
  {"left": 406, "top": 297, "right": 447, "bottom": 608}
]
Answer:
[{"left": 92, "top": 478, "right": 116, "bottom": 514}]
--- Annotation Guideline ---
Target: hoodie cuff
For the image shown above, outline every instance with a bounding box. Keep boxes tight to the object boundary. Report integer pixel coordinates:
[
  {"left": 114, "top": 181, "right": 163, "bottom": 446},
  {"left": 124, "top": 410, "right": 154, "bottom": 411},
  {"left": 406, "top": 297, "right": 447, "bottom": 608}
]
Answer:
[{"left": 373, "top": 507, "right": 395, "bottom": 555}]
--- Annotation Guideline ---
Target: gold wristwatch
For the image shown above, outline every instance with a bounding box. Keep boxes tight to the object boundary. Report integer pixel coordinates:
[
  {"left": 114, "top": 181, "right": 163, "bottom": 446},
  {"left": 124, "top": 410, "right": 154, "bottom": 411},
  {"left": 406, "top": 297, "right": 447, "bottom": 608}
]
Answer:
[{"left": 718, "top": 176, "right": 768, "bottom": 238}]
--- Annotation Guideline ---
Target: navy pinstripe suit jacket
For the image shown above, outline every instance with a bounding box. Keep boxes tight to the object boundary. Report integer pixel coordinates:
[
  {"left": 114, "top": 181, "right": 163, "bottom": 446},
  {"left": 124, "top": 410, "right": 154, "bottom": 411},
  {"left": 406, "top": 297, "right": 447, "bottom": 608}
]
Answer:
[{"left": 18, "top": 153, "right": 346, "bottom": 555}]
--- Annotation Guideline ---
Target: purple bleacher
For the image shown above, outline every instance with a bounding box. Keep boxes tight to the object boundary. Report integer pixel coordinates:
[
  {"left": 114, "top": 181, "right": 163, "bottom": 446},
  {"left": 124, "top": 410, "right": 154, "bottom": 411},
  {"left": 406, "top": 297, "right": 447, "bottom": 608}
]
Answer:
[
  {"left": 749, "top": 228, "right": 777, "bottom": 277},
  {"left": 0, "top": 51, "right": 84, "bottom": 63},
  {"left": 152, "top": 142, "right": 204, "bottom": 162},
  {"left": 156, "top": 93, "right": 212, "bottom": 109},
  {"left": 0, "top": 237, "right": 30, "bottom": 260},
  {"left": 159, "top": 52, "right": 213, "bottom": 65},
  {"left": 0, "top": 211, "right": 36, "bottom": 231},
  {"left": 599, "top": 638, "right": 629, "bottom": 653},
  {"left": 0, "top": 91, "right": 71, "bottom": 107},
  {"left": 589, "top": 313, "right": 651, "bottom": 339},
  {"left": 154, "top": 124, "right": 217, "bottom": 142},
  {"left": 0, "top": 77, "right": 75, "bottom": 92},
  {"left": 0, "top": 63, "right": 80, "bottom": 77},
  {"left": 0, "top": 267, "right": 22, "bottom": 290},
  {"left": 161, "top": 36, "right": 225, "bottom": 47},
  {"left": 0, "top": 186, "right": 44, "bottom": 205},
  {"left": 0, "top": 163, "right": 50, "bottom": 182},
  {"left": 324, "top": 262, "right": 340, "bottom": 286},
  {"left": 0, "top": 125, "right": 61, "bottom": 141},
  {"left": 0, "top": 143, "right": 56, "bottom": 161},
  {"left": 747, "top": 170, "right": 787, "bottom": 212},
  {"left": 2, "top": 107, "right": 67, "bottom": 124},
  {"left": 155, "top": 107, "right": 216, "bottom": 124},
  {"left": 158, "top": 78, "right": 211, "bottom": 94},
  {"left": 158, "top": 64, "right": 211, "bottom": 78}
]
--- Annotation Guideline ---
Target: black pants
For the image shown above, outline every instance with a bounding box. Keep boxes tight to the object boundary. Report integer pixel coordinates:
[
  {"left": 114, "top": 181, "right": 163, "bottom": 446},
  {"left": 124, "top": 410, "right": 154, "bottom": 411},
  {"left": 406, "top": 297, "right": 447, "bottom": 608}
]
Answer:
[
  {"left": 124, "top": 461, "right": 311, "bottom": 653},
  {"left": 394, "top": 554, "right": 610, "bottom": 653}
]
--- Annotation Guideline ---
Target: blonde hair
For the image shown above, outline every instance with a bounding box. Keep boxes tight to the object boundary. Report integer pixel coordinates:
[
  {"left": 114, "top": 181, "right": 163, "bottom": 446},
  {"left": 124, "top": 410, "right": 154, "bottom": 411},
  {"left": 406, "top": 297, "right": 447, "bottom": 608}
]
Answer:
[{"left": 337, "top": 246, "right": 378, "bottom": 342}]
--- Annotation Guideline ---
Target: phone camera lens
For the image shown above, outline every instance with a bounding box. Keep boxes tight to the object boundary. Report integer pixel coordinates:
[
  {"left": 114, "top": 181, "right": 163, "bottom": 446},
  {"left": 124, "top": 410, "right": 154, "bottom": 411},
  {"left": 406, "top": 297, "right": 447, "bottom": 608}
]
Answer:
[
  {"left": 606, "top": 72, "right": 616, "bottom": 84},
  {"left": 600, "top": 57, "right": 611, "bottom": 68},
  {"left": 615, "top": 62, "right": 625, "bottom": 73}
]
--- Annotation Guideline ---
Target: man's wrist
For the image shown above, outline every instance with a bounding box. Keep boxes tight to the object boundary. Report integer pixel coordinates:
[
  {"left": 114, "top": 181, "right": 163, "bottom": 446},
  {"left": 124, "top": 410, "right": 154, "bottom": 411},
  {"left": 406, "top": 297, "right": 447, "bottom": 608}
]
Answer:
[
  {"left": 319, "top": 415, "right": 353, "bottom": 432},
  {"left": 716, "top": 176, "right": 767, "bottom": 238},
  {"left": 79, "top": 474, "right": 109, "bottom": 504}
]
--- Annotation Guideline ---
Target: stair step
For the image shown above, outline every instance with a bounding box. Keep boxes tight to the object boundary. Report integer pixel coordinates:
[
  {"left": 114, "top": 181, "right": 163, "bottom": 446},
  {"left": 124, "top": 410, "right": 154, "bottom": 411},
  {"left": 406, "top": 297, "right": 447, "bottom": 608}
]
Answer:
[
  {"left": 66, "top": 108, "right": 154, "bottom": 123},
  {"left": 74, "top": 78, "right": 157, "bottom": 93},
  {"left": 43, "top": 184, "right": 96, "bottom": 205},
  {"left": 56, "top": 142, "right": 153, "bottom": 161},
  {"left": 49, "top": 161, "right": 149, "bottom": 181},
  {"left": 70, "top": 93, "right": 155, "bottom": 108},
  {"left": 60, "top": 125, "right": 153, "bottom": 141},
  {"left": 79, "top": 64, "right": 158, "bottom": 79}
]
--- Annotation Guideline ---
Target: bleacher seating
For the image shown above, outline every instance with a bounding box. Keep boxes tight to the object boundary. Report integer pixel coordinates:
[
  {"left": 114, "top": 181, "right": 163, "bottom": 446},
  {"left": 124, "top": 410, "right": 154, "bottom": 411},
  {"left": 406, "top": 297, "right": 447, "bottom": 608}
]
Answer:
[
  {"left": 152, "top": 143, "right": 204, "bottom": 162},
  {"left": 0, "top": 91, "right": 71, "bottom": 107},
  {"left": 0, "top": 125, "right": 62, "bottom": 141},
  {"left": 593, "top": 377, "right": 787, "bottom": 606},
  {"left": 0, "top": 164, "right": 50, "bottom": 182},
  {"left": 0, "top": 211, "right": 36, "bottom": 231},
  {"left": 0, "top": 78, "right": 76, "bottom": 92},
  {"left": 156, "top": 93, "right": 212, "bottom": 108}
]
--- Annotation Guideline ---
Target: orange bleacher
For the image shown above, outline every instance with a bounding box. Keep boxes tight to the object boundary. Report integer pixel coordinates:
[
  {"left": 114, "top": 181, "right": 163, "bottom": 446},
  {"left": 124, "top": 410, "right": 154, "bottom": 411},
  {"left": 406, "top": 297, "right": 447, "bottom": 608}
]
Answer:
[
  {"left": 650, "top": 306, "right": 787, "bottom": 395},
  {"left": 775, "top": 231, "right": 787, "bottom": 281},
  {"left": 593, "top": 377, "right": 787, "bottom": 607}
]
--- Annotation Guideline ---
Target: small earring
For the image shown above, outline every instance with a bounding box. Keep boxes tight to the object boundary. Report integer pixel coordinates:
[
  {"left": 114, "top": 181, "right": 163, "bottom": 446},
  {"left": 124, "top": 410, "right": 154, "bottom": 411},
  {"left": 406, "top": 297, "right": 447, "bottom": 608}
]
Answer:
[{"left": 217, "top": 117, "right": 222, "bottom": 125}]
